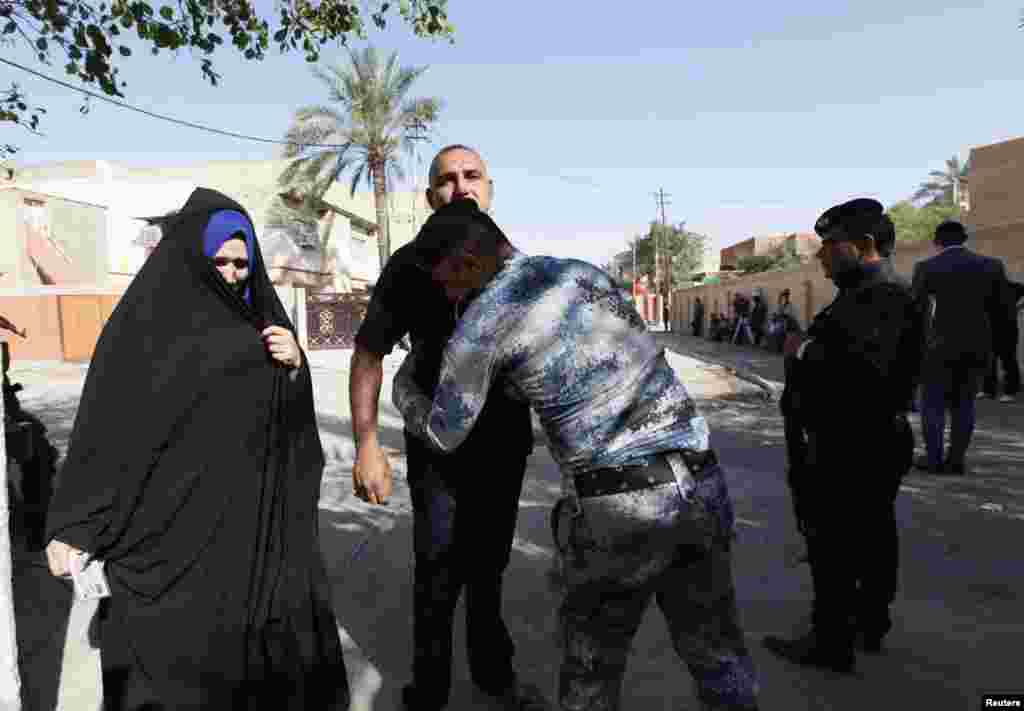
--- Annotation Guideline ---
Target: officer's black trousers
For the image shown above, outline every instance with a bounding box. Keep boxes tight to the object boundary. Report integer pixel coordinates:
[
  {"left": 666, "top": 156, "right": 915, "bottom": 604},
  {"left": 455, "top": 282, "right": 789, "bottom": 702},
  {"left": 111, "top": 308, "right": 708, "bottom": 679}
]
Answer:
[
  {"left": 804, "top": 418, "right": 913, "bottom": 648},
  {"left": 405, "top": 435, "right": 528, "bottom": 709}
]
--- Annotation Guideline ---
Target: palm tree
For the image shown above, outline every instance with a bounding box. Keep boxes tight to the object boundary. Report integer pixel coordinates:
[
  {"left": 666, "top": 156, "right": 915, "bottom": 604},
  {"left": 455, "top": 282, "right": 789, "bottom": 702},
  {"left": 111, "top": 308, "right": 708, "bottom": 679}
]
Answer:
[
  {"left": 912, "top": 155, "right": 967, "bottom": 208},
  {"left": 279, "top": 46, "right": 442, "bottom": 271}
]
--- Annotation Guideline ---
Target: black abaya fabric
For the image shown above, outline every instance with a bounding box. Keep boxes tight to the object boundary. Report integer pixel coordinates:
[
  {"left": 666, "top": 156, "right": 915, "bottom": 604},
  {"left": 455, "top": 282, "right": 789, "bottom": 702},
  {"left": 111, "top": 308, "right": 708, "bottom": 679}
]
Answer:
[{"left": 45, "top": 188, "right": 349, "bottom": 709}]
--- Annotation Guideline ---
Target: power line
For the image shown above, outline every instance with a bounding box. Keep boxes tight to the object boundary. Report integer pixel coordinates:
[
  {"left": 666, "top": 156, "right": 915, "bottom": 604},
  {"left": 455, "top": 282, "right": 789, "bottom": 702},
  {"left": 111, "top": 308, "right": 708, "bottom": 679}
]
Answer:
[{"left": 0, "top": 56, "right": 347, "bottom": 149}]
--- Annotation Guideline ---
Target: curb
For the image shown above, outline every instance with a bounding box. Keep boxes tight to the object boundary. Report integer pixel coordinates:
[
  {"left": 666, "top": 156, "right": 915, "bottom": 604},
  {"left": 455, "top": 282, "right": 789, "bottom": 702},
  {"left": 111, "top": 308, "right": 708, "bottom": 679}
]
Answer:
[
  {"left": 657, "top": 337, "right": 782, "bottom": 402},
  {"left": 691, "top": 353, "right": 782, "bottom": 401}
]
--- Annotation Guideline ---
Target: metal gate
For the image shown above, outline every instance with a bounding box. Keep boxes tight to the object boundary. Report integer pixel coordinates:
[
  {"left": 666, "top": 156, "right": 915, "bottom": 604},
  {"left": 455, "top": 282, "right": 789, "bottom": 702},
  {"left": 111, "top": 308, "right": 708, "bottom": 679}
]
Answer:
[{"left": 305, "top": 293, "right": 369, "bottom": 350}]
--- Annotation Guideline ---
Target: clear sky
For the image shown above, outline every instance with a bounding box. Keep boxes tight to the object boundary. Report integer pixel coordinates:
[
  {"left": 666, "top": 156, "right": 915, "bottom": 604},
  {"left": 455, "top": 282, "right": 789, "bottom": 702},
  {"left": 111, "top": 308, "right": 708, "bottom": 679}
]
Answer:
[{"left": 5, "top": 0, "right": 1023, "bottom": 268}]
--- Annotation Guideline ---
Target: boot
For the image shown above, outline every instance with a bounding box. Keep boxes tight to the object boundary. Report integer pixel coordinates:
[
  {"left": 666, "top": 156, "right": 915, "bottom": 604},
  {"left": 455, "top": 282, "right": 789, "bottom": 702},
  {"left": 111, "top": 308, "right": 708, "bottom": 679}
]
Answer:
[{"left": 762, "top": 630, "right": 855, "bottom": 674}]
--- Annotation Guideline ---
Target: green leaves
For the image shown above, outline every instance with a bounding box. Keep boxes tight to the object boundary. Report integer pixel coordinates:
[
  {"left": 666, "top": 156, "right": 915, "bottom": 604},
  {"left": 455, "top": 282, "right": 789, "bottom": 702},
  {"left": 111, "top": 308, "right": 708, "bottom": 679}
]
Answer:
[
  {"left": 887, "top": 201, "right": 960, "bottom": 244},
  {"left": 631, "top": 221, "right": 709, "bottom": 286}
]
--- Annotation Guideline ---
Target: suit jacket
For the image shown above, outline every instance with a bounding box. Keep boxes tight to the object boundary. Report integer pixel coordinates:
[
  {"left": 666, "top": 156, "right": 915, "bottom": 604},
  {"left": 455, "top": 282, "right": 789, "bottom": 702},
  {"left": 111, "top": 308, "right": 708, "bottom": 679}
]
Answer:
[
  {"left": 911, "top": 246, "right": 1014, "bottom": 373},
  {"left": 1012, "top": 281, "right": 1024, "bottom": 308}
]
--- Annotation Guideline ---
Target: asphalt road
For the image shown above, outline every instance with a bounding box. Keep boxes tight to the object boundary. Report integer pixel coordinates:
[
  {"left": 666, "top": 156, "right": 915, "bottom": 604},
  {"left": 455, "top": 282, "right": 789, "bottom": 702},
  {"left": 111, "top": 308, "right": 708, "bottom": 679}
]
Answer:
[{"left": 11, "top": 345, "right": 1024, "bottom": 711}]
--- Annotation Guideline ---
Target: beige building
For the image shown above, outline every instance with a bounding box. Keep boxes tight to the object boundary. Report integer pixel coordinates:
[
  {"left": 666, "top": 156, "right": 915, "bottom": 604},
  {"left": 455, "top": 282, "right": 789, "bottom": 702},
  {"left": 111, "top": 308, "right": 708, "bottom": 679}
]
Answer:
[
  {"left": 0, "top": 157, "right": 429, "bottom": 360},
  {"left": 7, "top": 158, "right": 431, "bottom": 290},
  {"left": 719, "top": 232, "right": 820, "bottom": 271},
  {"left": 0, "top": 185, "right": 119, "bottom": 361}
]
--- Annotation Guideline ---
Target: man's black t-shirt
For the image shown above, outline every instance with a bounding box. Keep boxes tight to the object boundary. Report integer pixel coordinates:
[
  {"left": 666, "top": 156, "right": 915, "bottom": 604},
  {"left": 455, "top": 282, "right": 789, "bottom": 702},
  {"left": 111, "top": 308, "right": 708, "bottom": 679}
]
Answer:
[{"left": 355, "top": 240, "right": 534, "bottom": 457}]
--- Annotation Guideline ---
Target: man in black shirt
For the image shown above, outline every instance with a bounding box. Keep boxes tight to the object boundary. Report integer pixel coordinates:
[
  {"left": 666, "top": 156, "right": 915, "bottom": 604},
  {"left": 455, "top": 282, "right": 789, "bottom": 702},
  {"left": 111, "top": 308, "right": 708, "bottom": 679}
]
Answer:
[{"left": 349, "top": 145, "right": 543, "bottom": 711}]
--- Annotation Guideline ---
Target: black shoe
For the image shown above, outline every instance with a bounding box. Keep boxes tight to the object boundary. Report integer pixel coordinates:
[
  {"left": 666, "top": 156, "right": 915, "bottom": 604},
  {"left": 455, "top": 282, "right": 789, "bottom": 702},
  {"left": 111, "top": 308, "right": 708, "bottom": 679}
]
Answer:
[
  {"left": 943, "top": 458, "right": 966, "bottom": 475},
  {"left": 913, "top": 455, "right": 945, "bottom": 474},
  {"left": 856, "top": 631, "right": 885, "bottom": 654},
  {"left": 402, "top": 684, "right": 444, "bottom": 711},
  {"left": 762, "top": 633, "right": 856, "bottom": 674}
]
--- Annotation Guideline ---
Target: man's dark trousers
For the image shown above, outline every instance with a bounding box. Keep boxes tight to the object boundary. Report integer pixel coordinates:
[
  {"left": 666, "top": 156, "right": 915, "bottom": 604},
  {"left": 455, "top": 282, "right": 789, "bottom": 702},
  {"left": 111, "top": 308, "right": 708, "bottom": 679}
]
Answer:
[
  {"left": 921, "top": 358, "right": 985, "bottom": 469},
  {"left": 803, "top": 418, "right": 912, "bottom": 648},
  {"left": 406, "top": 434, "right": 527, "bottom": 709}
]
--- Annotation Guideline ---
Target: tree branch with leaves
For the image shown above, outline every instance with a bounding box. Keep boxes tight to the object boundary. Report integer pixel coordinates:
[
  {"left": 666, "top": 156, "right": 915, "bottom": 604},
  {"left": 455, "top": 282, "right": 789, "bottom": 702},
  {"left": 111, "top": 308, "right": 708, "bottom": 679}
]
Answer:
[
  {"left": 0, "top": 0, "right": 454, "bottom": 157},
  {"left": 911, "top": 154, "right": 965, "bottom": 208}
]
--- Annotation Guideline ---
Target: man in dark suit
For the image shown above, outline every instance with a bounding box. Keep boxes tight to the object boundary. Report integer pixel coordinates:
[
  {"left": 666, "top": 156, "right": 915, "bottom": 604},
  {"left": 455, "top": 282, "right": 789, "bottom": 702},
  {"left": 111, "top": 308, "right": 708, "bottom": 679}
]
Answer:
[
  {"left": 980, "top": 279, "right": 1023, "bottom": 402},
  {"left": 911, "top": 220, "right": 1015, "bottom": 475}
]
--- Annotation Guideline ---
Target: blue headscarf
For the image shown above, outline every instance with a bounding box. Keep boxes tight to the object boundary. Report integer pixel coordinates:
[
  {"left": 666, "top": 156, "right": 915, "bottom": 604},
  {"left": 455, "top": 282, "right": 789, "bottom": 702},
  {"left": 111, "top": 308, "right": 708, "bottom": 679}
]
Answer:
[{"left": 202, "top": 209, "right": 256, "bottom": 304}]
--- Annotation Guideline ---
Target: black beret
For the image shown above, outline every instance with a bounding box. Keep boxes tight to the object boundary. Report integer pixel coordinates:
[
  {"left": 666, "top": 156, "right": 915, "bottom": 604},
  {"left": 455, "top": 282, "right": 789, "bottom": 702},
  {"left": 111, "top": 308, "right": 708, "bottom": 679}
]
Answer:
[
  {"left": 410, "top": 197, "right": 508, "bottom": 270},
  {"left": 814, "top": 198, "right": 885, "bottom": 241}
]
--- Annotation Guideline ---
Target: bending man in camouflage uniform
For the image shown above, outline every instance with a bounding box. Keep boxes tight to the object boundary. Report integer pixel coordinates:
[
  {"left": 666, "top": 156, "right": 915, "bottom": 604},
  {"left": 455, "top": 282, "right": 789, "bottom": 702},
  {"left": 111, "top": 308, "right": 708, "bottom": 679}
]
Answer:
[{"left": 392, "top": 199, "right": 760, "bottom": 711}]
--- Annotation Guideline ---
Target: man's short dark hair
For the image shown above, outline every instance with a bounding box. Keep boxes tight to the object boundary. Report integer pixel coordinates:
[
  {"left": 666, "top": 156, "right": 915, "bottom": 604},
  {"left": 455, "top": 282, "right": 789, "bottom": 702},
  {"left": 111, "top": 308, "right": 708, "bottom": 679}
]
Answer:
[
  {"left": 934, "top": 220, "right": 968, "bottom": 247},
  {"left": 412, "top": 198, "right": 510, "bottom": 271}
]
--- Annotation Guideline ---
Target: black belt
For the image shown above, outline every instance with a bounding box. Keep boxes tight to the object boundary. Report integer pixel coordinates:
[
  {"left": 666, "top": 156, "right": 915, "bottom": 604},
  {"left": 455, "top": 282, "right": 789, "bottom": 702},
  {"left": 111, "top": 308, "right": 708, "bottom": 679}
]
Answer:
[{"left": 574, "top": 449, "right": 718, "bottom": 499}]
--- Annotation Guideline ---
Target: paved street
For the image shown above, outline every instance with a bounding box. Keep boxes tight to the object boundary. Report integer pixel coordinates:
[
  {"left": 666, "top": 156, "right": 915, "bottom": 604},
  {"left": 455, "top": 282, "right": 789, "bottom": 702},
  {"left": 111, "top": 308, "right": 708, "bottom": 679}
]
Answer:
[{"left": 7, "top": 338, "right": 1024, "bottom": 710}]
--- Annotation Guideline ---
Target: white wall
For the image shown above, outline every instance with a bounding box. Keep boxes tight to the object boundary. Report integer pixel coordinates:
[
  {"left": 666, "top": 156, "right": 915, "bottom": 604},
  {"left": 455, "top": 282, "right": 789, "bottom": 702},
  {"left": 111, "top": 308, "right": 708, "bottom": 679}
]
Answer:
[{"left": 13, "top": 173, "right": 198, "bottom": 278}]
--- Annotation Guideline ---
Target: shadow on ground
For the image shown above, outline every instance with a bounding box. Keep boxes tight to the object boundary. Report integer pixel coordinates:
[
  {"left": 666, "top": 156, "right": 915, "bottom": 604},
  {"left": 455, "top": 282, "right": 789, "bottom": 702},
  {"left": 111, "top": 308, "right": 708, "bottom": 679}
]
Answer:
[
  {"left": 703, "top": 384, "right": 1023, "bottom": 710},
  {"left": 11, "top": 360, "right": 1024, "bottom": 710},
  {"left": 700, "top": 389, "right": 1024, "bottom": 522}
]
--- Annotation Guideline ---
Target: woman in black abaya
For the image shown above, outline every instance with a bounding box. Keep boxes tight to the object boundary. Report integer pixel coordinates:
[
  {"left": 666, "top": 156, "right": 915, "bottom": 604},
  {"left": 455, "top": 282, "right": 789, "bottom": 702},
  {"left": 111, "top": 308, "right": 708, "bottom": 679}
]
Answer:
[{"left": 44, "top": 188, "right": 349, "bottom": 710}]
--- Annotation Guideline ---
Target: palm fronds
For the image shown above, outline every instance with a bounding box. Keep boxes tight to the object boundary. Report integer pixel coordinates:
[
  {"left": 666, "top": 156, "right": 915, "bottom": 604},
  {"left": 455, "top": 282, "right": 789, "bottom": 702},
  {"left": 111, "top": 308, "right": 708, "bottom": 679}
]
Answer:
[{"left": 279, "top": 46, "right": 442, "bottom": 267}]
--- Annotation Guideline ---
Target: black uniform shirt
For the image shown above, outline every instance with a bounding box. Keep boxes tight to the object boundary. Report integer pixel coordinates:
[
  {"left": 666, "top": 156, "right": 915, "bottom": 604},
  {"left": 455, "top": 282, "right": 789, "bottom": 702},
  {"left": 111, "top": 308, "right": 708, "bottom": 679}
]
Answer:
[
  {"left": 782, "top": 262, "right": 923, "bottom": 431},
  {"left": 355, "top": 240, "right": 534, "bottom": 456}
]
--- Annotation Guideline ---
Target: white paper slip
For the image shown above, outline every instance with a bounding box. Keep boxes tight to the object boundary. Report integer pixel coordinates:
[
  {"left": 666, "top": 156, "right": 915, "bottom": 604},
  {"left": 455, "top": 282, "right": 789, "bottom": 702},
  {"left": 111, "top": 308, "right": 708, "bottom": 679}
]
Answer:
[{"left": 70, "top": 552, "right": 111, "bottom": 602}]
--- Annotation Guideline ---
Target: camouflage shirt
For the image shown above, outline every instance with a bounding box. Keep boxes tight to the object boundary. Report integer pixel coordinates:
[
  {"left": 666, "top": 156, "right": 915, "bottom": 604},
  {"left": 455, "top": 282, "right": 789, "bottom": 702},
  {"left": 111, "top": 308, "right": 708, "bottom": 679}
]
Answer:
[{"left": 392, "top": 250, "right": 711, "bottom": 495}]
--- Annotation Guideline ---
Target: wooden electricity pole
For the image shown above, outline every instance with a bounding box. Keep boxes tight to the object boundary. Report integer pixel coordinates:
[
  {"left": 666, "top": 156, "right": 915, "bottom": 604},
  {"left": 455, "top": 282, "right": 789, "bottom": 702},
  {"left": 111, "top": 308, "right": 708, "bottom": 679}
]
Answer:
[
  {"left": 406, "top": 117, "right": 430, "bottom": 233},
  {"left": 652, "top": 188, "right": 672, "bottom": 325}
]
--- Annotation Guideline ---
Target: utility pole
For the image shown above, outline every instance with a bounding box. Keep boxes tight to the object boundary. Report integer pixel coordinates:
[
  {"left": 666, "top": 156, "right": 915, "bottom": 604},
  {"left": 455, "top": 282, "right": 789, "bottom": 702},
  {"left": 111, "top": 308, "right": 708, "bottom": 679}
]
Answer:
[
  {"left": 632, "top": 237, "right": 638, "bottom": 295},
  {"left": 652, "top": 188, "right": 672, "bottom": 326},
  {"left": 406, "top": 117, "right": 430, "bottom": 233}
]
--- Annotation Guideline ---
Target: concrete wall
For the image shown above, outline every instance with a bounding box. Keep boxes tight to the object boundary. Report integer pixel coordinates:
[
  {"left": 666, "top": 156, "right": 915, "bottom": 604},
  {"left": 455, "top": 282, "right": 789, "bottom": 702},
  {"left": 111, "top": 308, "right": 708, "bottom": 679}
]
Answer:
[
  {"left": 671, "top": 233, "right": 1024, "bottom": 371},
  {"left": 0, "top": 192, "right": 19, "bottom": 289},
  {"left": 0, "top": 291, "right": 125, "bottom": 362},
  {"left": 0, "top": 295, "right": 63, "bottom": 361},
  {"left": 45, "top": 196, "right": 108, "bottom": 286},
  {"left": 966, "top": 136, "right": 1024, "bottom": 232},
  {"left": 0, "top": 188, "right": 109, "bottom": 289}
]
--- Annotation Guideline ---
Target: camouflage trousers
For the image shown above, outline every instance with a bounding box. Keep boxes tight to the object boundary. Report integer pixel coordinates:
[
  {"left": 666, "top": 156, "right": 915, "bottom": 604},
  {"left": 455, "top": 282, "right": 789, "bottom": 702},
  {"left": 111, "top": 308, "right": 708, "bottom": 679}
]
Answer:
[{"left": 552, "top": 471, "right": 759, "bottom": 711}]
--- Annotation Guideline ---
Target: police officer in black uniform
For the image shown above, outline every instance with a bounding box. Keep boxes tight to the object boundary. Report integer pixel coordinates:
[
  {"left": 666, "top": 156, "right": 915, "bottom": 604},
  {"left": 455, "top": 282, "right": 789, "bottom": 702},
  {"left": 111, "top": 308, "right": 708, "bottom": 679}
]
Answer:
[{"left": 764, "top": 198, "right": 922, "bottom": 674}]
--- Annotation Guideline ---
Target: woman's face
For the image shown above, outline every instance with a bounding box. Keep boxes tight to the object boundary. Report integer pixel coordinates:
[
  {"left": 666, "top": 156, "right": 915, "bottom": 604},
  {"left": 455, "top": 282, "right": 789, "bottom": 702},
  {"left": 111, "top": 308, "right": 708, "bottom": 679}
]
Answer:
[{"left": 212, "top": 238, "right": 250, "bottom": 286}]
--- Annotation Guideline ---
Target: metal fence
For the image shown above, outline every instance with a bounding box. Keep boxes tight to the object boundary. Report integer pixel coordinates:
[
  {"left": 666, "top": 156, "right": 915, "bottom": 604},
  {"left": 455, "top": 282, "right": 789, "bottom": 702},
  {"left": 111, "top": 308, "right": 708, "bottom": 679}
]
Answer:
[{"left": 305, "top": 293, "right": 369, "bottom": 351}]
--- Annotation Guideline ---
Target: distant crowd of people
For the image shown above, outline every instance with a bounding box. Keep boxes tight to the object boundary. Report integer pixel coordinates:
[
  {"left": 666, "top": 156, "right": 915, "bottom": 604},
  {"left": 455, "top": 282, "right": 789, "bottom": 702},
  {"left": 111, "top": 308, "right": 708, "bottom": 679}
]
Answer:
[
  {"left": 693, "top": 288, "right": 800, "bottom": 353},
  {"left": 688, "top": 252, "right": 1023, "bottom": 407}
]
